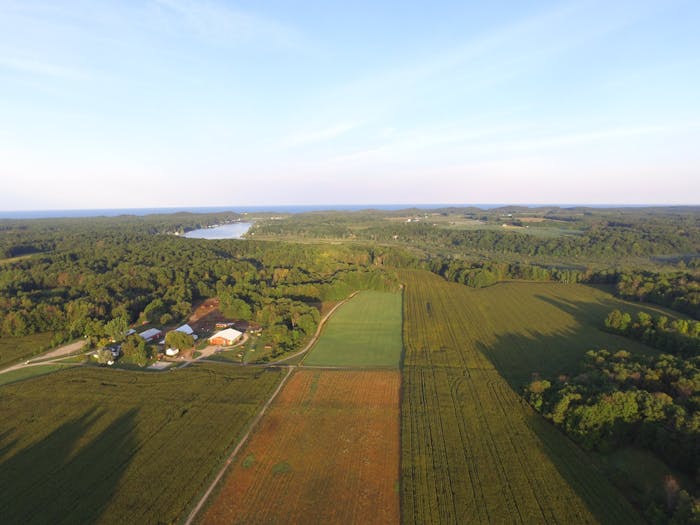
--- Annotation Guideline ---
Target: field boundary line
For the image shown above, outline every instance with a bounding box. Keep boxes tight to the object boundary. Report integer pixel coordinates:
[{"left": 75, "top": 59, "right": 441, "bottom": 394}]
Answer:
[
  {"left": 287, "top": 290, "right": 359, "bottom": 366},
  {"left": 183, "top": 365, "right": 295, "bottom": 525}
]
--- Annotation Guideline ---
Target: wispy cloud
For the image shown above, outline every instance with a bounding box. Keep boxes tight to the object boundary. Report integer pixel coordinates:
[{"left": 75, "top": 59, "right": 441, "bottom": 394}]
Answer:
[
  {"left": 319, "top": 121, "right": 697, "bottom": 170},
  {"left": 288, "top": 0, "right": 672, "bottom": 131},
  {"left": 0, "top": 55, "right": 85, "bottom": 79},
  {"left": 153, "top": 0, "right": 303, "bottom": 48},
  {"left": 280, "top": 122, "right": 361, "bottom": 148},
  {"left": 495, "top": 123, "right": 693, "bottom": 152}
]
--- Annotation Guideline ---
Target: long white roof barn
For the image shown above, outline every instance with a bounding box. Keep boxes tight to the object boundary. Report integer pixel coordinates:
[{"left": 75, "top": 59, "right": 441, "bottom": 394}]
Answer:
[
  {"left": 209, "top": 328, "right": 243, "bottom": 345},
  {"left": 138, "top": 328, "right": 162, "bottom": 341}
]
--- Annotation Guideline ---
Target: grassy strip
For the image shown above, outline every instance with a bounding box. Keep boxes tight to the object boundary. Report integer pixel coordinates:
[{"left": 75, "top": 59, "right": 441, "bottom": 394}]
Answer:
[
  {"left": 0, "top": 364, "right": 66, "bottom": 387},
  {"left": 304, "top": 291, "right": 403, "bottom": 367}
]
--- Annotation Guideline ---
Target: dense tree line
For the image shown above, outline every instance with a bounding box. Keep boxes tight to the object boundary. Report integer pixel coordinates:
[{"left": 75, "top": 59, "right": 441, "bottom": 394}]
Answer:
[
  {"left": 254, "top": 206, "right": 700, "bottom": 261},
  {"left": 525, "top": 350, "right": 700, "bottom": 524},
  {"left": 0, "top": 224, "right": 401, "bottom": 357},
  {"left": 425, "top": 258, "right": 591, "bottom": 288},
  {"left": 615, "top": 271, "right": 700, "bottom": 319},
  {"left": 604, "top": 310, "right": 700, "bottom": 357},
  {"left": 0, "top": 212, "right": 242, "bottom": 259}
]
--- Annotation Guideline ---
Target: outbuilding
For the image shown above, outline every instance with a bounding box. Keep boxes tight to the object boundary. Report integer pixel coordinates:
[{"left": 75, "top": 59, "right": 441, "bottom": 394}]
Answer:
[
  {"left": 175, "top": 323, "right": 198, "bottom": 340},
  {"left": 209, "top": 328, "right": 243, "bottom": 346},
  {"left": 176, "top": 324, "right": 194, "bottom": 335},
  {"left": 138, "top": 328, "right": 163, "bottom": 342}
]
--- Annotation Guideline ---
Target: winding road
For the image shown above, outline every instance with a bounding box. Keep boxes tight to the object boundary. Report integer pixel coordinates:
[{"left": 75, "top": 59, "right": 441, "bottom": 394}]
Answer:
[
  {"left": 0, "top": 339, "right": 87, "bottom": 376},
  {"left": 182, "top": 291, "right": 359, "bottom": 524}
]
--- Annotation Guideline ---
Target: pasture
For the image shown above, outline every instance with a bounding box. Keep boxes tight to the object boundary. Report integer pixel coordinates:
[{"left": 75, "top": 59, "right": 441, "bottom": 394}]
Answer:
[
  {"left": 0, "top": 332, "right": 55, "bottom": 369},
  {"left": 399, "top": 270, "right": 643, "bottom": 524},
  {"left": 304, "top": 290, "right": 403, "bottom": 367},
  {"left": 200, "top": 370, "right": 400, "bottom": 525},
  {"left": 0, "top": 364, "right": 283, "bottom": 525},
  {"left": 0, "top": 364, "right": 67, "bottom": 387}
]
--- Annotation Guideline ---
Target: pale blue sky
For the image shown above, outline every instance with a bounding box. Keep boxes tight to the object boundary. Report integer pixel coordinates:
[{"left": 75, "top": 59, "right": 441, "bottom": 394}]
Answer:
[{"left": 1, "top": 0, "right": 699, "bottom": 209}]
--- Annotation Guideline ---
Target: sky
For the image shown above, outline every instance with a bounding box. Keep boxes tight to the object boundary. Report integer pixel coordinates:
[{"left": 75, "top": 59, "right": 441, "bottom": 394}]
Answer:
[{"left": 1, "top": 0, "right": 699, "bottom": 210}]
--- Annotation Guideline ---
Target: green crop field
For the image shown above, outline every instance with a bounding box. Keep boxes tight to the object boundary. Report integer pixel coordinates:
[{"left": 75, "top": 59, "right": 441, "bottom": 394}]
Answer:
[
  {"left": 304, "top": 290, "right": 403, "bottom": 367},
  {"left": 0, "top": 364, "right": 68, "bottom": 387},
  {"left": 0, "top": 364, "right": 283, "bottom": 525},
  {"left": 400, "top": 270, "right": 645, "bottom": 524},
  {"left": 0, "top": 332, "right": 55, "bottom": 369}
]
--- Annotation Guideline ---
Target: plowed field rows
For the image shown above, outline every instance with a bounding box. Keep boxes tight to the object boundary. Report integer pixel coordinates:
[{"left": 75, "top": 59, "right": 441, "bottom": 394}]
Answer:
[
  {"left": 400, "top": 270, "right": 643, "bottom": 524},
  {"left": 200, "top": 370, "right": 400, "bottom": 525},
  {"left": 0, "top": 364, "right": 283, "bottom": 525}
]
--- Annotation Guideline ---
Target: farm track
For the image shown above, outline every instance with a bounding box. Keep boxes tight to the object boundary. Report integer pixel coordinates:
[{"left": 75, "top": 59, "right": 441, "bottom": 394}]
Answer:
[
  {"left": 198, "top": 370, "right": 401, "bottom": 525},
  {"left": 399, "top": 270, "right": 642, "bottom": 524},
  {"left": 0, "top": 364, "right": 284, "bottom": 525},
  {"left": 185, "top": 291, "right": 382, "bottom": 525},
  {"left": 0, "top": 339, "right": 87, "bottom": 376},
  {"left": 183, "top": 366, "right": 295, "bottom": 525}
]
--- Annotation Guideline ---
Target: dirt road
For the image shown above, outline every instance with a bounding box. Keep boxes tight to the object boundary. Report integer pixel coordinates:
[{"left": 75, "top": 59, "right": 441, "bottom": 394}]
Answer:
[
  {"left": 183, "top": 365, "right": 295, "bottom": 525},
  {"left": 181, "top": 291, "right": 359, "bottom": 524},
  {"left": 0, "top": 339, "right": 87, "bottom": 375},
  {"left": 271, "top": 291, "right": 358, "bottom": 365}
]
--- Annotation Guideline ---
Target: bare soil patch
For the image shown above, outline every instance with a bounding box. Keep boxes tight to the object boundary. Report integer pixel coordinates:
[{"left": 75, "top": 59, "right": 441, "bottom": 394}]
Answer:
[
  {"left": 189, "top": 298, "right": 229, "bottom": 332},
  {"left": 200, "top": 370, "right": 400, "bottom": 525}
]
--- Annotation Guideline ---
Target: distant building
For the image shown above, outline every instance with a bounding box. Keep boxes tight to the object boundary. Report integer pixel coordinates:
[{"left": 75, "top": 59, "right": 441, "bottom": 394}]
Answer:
[
  {"left": 175, "top": 323, "right": 198, "bottom": 340},
  {"left": 209, "top": 328, "right": 243, "bottom": 346},
  {"left": 138, "top": 328, "right": 163, "bottom": 342},
  {"left": 175, "top": 324, "right": 194, "bottom": 335}
]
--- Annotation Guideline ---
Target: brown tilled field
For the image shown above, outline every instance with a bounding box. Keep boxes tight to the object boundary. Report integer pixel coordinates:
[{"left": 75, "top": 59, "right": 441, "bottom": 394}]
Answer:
[{"left": 200, "top": 369, "right": 400, "bottom": 525}]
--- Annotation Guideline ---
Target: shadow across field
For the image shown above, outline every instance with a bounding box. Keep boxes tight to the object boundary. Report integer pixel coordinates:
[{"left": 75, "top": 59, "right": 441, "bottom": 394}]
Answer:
[
  {"left": 467, "top": 293, "right": 667, "bottom": 523},
  {"left": 0, "top": 407, "right": 138, "bottom": 525},
  {"left": 523, "top": 410, "right": 644, "bottom": 524},
  {"left": 475, "top": 289, "right": 663, "bottom": 388}
]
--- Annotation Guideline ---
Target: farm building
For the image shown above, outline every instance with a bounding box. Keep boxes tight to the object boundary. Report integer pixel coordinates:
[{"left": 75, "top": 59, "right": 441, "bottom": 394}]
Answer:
[
  {"left": 176, "top": 324, "right": 194, "bottom": 335},
  {"left": 138, "top": 328, "right": 163, "bottom": 342},
  {"left": 175, "top": 323, "right": 198, "bottom": 340},
  {"left": 209, "top": 328, "right": 243, "bottom": 346}
]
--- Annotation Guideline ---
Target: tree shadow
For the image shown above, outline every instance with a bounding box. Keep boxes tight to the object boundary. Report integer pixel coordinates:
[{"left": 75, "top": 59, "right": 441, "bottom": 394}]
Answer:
[
  {"left": 475, "top": 290, "right": 661, "bottom": 388},
  {"left": 0, "top": 407, "right": 138, "bottom": 524},
  {"left": 0, "top": 428, "right": 18, "bottom": 462},
  {"left": 466, "top": 293, "right": 665, "bottom": 523}
]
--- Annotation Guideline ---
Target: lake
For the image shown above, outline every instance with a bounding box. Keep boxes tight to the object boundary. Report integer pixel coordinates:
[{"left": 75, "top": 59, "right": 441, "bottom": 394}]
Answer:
[{"left": 183, "top": 222, "right": 252, "bottom": 239}]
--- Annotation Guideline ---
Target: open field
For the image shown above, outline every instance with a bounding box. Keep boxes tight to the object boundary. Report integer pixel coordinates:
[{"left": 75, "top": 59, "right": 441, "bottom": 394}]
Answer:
[
  {"left": 304, "top": 291, "right": 403, "bottom": 367},
  {"left": 400, "top": 270, "right": 643, "bottom": 524},
  {"left": 0, "top": 364, "right": 66, "bottom": 386},
  {"left": 406, "top": 277, "right": 665, "bottom": 386},
  {"left": 200, "top": 369, "right": 400, "bottom": 525},
  {"left": 0, "top": 332, "right": 55, "bottom": 369},
  {"left": 0, "top": 364, "right": 283, "bottom": 525}
]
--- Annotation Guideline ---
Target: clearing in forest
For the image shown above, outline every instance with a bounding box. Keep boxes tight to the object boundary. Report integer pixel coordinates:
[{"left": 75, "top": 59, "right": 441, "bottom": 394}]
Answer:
[
  {"left": 304, "top": 290, "right": 402, "bottom": 367},
  {"left": 200, "top": 369, "right": 400, "bottom": 525},
  {"left": 0, "top": 364, "right": 283, "bottom": 525},
  {"left": 400, "top": 270, "right": 644, "bottom": 524}
]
